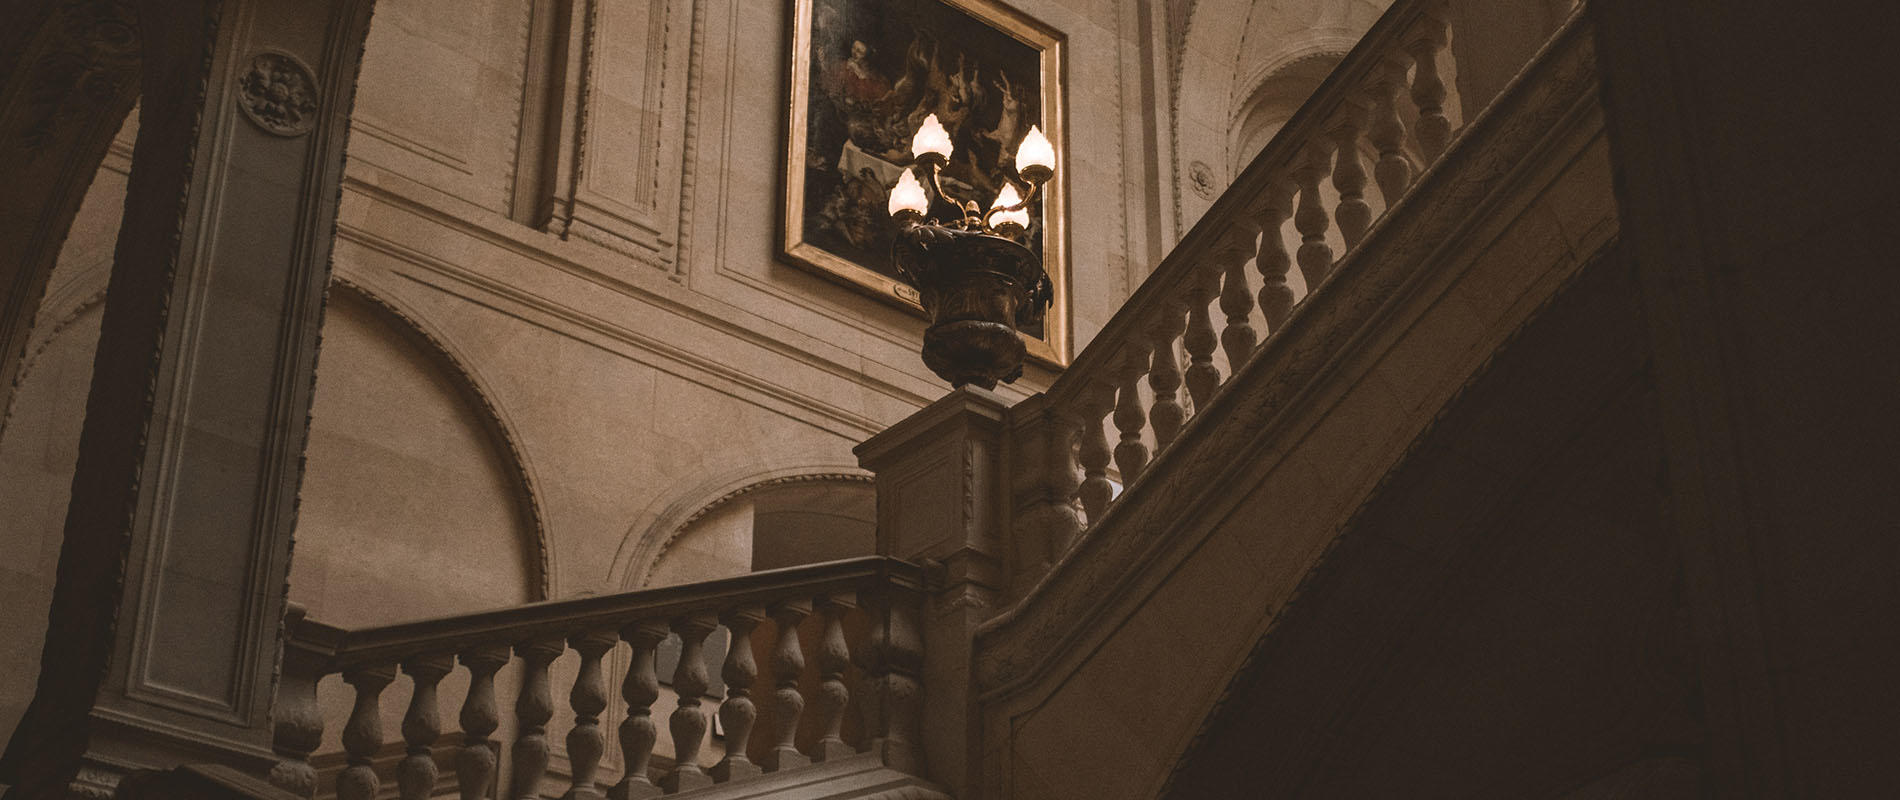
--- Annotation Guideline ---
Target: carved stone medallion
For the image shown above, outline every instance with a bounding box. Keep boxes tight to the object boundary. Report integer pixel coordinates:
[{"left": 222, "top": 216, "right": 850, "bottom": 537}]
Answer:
[
  {"left": 1188, "top": 160, "right": 1218, "bottom": 200},
  {"left": 236, "top": 50, "right": 319, "bottom": 137}
]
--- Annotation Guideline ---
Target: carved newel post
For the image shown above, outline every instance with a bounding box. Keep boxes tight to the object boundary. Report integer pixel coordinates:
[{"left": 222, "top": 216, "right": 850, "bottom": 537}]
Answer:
[{"left": 856, "top": 386, "right": 1013, "bottom": 797}]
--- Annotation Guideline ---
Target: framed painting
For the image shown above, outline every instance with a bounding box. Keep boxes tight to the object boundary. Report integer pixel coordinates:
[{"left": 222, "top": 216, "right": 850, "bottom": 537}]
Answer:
[{"left": 783, "top": 0, "right": 1069, "bottom": 365}]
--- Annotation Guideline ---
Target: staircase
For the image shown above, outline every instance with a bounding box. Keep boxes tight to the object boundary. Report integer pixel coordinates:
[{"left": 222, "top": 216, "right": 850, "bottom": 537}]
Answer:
[{"left": 261, "top": 3, "right": 1601, "bottom": 798}]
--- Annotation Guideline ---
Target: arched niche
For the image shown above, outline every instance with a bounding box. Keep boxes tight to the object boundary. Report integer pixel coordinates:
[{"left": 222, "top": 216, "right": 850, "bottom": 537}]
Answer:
[
  {"left": 1172, "top": 0, "right": 1395, "bottom": 229},
  {"left": 628, "top": 469, "right": 877, "bottom": 590},
  {"left": 288, "top": 282, "right": 548, "bottom": 627},
  {"left": 1231, "top": 53, "right": 1344, "bottom": 164}
]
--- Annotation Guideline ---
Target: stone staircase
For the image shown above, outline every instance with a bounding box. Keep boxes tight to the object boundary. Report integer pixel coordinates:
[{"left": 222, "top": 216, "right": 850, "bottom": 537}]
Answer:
[{"left": 250, "top": 3, "right": 1590, "bottom": 798}]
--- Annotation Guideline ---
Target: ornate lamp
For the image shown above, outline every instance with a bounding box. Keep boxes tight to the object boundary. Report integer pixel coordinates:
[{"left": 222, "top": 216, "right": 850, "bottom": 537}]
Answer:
[{"left": 889, "top": 114, "right": 1055, "bottom": 389}]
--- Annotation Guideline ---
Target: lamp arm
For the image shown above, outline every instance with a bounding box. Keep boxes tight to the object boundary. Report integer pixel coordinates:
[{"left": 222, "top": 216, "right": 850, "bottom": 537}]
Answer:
[
  {"left": 921, "top": 160, "right": 950, "bottom": 206},
  {"left": 980, "top": 179, "right": 1043, "bottom": 228}
]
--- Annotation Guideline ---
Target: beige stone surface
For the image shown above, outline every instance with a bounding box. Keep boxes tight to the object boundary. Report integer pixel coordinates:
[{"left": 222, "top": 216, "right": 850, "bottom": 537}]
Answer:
[{"left": 0, "top": 0, "right": 1173, "bottom": 781}]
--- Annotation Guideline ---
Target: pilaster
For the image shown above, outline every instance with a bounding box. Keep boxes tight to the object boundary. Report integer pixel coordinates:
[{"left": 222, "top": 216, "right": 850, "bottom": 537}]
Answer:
[{"left": 0, "top": 0, "right": 376, "bottom": 794}]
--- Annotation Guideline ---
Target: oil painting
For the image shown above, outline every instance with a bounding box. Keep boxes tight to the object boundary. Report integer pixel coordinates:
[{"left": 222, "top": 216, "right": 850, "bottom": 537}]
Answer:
[{"left": 783, "top": 0, "right": 1068, "bottom": 362}]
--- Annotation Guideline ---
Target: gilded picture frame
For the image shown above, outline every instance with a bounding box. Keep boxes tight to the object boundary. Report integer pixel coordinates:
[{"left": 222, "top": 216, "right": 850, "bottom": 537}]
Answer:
[{"left": 783, "top": 0, "right": 1070, "bottom": 366}]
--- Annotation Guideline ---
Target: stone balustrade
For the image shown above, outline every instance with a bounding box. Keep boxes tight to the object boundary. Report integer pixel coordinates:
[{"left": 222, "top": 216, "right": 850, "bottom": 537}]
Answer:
[
  {"left": 268, "top": 557, "right": 926, "bottom": 800},
  {"left": 1014, "top": 0, "right": 1470, "bottom": 554}
]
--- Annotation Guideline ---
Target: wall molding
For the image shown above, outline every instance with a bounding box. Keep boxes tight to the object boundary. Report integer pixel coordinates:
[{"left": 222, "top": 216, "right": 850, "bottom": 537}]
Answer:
[
  {"left": 328, "top": 275, "right": 556, "bottom": 601},
  {"left": 612, "top": 461, "right": 874, "bottom": 591}
]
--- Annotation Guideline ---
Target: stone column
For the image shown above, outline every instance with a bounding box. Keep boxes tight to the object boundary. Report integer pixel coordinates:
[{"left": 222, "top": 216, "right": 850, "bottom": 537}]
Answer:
[
  {"left": 0, "top": 0, "right": 375, "bottom": 794},
  {"left": 854, "top": 386, "right": 1011, "bottom": 798}
]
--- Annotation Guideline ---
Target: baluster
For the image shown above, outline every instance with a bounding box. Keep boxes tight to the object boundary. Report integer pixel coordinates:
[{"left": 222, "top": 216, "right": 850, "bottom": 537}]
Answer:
[
  {"left": 457, "top": 646, "right": 510, "bottom": 800},
  {"left": 856, "top": 585, "right": 923, "bottom": 773},
  {"left": 398, "top": 655, "right": 453, "bottom": 800},
  {"left": 1112, "top": 346, "right": 1151, "bottom": 483},
  {"left": 1147, "top": 302, "right": 1188, "bottom": 450},
  {"left": 1011, "top": 398, "right": 1084, "bottom": 571},
  {"left": 268, "top": 612, "right": 325, "bottom": 799},
  {"left": 1368, "top": 55, "right": 1415, "bottom": 206},
  {"left": 565, "top": 631, "right": 618, "bottom": 800},
  {"left": 662, "top": 612, "right": 718, "bottom": 793},
  {"left": 763, "top": 599, "right": 812, "bottom": 772},
  {"left": 1076, "top": 379, "right": 1116, "bottom": 525},
  {"left": 338, "top": 666, "right": 396, "bottom": 800},
  {"left": 1294, "top": 145, "right": 1336, "bottom": 289},
  {"left": 1183, "top": 265, "right": 1221, "bottom": 410},
  {"left": 812, "top": 594, "right": 856, "bottom": 761},
  {"left": 1331, "top": 104, "right": 1373, "bottom": 250},
  {"left": 1217, "top": 230, "right": 1259, "bottom": 370},
  {"left": 1407, "top": 11, "right": 1453, "bottom": 162},
  {"left": 610, "top": 622, "right": 668, "bottom": 800},
  {"left": 1254, "top": 179, "right": 1298, "bottom": 333},
  {"left": 510, "top": 639, "right": 564, "bottom": 800},
  {"left": 711, "top": 608, "right": 766, "bottom": 782}
]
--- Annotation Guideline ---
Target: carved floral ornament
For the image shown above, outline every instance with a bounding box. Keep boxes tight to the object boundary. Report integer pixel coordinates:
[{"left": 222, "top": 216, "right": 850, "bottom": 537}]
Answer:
[
  {"left": 1189, "top": 160, "right": 1218, "bottom": 199},
  {"left": 237, "top": 50, "right": 320, "bottom": 137}
]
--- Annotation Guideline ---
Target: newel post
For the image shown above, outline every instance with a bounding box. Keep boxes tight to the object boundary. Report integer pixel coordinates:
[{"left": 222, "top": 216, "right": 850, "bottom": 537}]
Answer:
[{"left": 855, "top": 386, "right": 1013, "bottom": 798}]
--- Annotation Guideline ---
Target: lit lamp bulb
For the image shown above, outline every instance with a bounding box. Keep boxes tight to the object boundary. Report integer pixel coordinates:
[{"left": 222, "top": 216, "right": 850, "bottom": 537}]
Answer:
[
  {"left": 989, "top": 182, "right": 1030, "bottom": 233},
  {"left": 911, "top": 113, "right": 953, "bottom": 163},
  {"left": 1015, "top": 124, "right": 1054, "bottom": 183},
  {"left": 889, "top": 169, "right": 929, "bottom": 219}
]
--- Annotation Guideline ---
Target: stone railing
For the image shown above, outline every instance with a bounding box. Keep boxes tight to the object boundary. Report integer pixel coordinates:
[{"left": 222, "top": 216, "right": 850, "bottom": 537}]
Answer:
[
  {"left": 267, "top": 557, "right": 926, "bottom": 800},
  {"left": 1011, "top": 0, "right": 1468, "bottom": 561}
]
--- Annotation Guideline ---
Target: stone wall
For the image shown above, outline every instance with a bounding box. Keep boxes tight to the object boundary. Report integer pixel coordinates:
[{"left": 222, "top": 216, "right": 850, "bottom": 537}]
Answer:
[{"left": 0, "top": 0, "right": 1176, "bottom": 773}]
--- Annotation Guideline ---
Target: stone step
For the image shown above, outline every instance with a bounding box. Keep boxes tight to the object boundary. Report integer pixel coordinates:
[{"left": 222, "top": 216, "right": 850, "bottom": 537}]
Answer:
[{"left": 669, "top": 753, "right": 951, "bottom": 800}]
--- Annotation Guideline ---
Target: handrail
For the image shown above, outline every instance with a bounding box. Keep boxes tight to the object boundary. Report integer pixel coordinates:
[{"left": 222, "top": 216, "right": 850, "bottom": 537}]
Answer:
[
  {"left": 989, "top": 0, "right": 1593, "bottom": 695},
  {"left": 272, "top": 556, "right": 929, "bottom": 800},
  {"left": 1011, "top": 0, "right": 1464, "bottom": 552},
  {"left": 1045, "top": 0, "right": 1444, "bottom": 409},
  {"left": 289, "top": 556, "right": 926, "bottom": 671}
]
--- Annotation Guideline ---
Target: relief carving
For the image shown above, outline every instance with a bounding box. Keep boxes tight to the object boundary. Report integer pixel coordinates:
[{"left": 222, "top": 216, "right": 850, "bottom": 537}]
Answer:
[
  {"left": 14, "top": 0, "right": 139, "bottom": 151},
  {"left": 1188, "top": 160, "right": 1218, "bottom": 200},
  {"left": 237, "top": 50, "right": 320, "bottom": 137}
]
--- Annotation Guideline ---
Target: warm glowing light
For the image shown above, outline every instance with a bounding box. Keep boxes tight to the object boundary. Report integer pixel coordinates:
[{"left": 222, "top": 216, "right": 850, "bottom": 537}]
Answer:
[
  {"left": 1015, "top": 125, "right": 1054, "bottom": 176},
  {"left": 911, "top": 114, "right": 953, "bottom": 161},
  {"left": 889, "top": 169, "right": 929, "bottom": 217},
  {"left": 990, "top": 183, "right": 1030, "bottom": 230}
]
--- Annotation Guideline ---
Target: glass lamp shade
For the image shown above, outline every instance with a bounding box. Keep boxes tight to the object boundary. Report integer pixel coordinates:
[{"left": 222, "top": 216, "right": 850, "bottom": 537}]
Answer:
[
  {"left": 990, "top": 183, "right": 1030, "bottom": 230},
  {"left": 1015, "top": 125, "right": 1055, "bottom": 177},
  {"left": 912, "top": 113, "right": 953, "bottom": 161},
  {"left": 889, "top": 169, "right": 929, "bottom": 217}
]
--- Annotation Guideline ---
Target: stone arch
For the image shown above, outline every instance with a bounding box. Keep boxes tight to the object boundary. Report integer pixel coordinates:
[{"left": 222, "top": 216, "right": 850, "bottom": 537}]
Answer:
[
  {"left": 614, "top": 462, "right": 877, "bottom": 591},
  {"left": 1229, "top": 49, "right": 1350, "bottom": 166},
  {"left": 1172, "top": 0, "right": 1391, "bottom": 230},
  {"left": 324, "top": 276, "right": 554, "bottom": 601},
  {"left": 0, "top": 272, "right": 556, "bottom": 622},
  {"left": 0, "top": 0, "right": 140, "bottom": 422}
]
